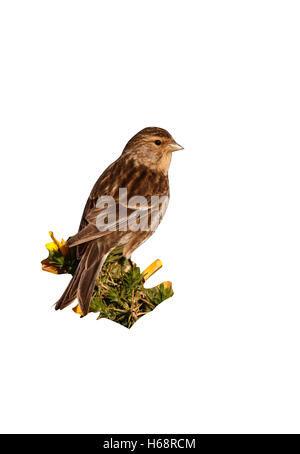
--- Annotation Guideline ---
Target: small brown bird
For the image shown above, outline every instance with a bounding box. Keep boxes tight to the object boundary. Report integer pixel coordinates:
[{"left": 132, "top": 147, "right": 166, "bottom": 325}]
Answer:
[{"left": 55, "top": 127, "right": 183, "bottom": 315}]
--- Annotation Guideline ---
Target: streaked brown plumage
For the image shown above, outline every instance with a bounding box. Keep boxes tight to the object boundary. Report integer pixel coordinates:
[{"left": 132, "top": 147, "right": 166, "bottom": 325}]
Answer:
[{"left": 55, "top": 127, "right": 182, "bottom": 316}]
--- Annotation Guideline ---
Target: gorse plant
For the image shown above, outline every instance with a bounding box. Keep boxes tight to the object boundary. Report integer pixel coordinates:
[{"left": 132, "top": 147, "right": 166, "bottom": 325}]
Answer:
[{"left": 42, "top": 233, "right": 174, "bottom": 328}]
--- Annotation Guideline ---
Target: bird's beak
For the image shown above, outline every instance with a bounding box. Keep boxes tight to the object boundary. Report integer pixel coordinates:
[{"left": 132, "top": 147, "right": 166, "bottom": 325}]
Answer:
[{"left": 167, "top": 141, "right": 184, "bottom": 152}]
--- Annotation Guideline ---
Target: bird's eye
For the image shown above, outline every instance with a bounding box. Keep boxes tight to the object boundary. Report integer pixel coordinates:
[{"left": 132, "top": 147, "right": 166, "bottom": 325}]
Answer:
[{"left": 155, "top": 140, "right": 162, "bottom": 146}]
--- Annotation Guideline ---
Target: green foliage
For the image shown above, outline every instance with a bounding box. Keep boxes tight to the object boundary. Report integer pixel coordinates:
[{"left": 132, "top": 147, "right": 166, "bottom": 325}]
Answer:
[
  {"left": 43, "top": 247, "right": 79, "bottom": 275},
  {"left": 89, "top": 248, "right": 174, "bottom": 328},
  {"left": 145, "top": 283, "right": 174, "bottom": 306},
  {"left": 42, "top": 244, "right": 174, "bottom": 328}
]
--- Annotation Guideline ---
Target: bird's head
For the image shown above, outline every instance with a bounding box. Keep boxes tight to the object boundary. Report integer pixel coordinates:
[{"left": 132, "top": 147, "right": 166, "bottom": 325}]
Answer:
[{"left": 122, "top": 127, "right": 183, "bottom": 173}]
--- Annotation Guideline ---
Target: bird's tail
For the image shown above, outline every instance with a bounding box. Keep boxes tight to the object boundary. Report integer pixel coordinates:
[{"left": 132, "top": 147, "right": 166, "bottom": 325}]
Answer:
[{"left": 55, "top": 241, "right": 108, "bottom": 316}]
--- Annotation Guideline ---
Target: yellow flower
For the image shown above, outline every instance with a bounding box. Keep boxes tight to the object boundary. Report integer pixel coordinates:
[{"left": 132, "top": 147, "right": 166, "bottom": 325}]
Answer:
[
  {"left": 142, "top": 259, "right": 163, "bottom": 281},
  {"left": 42, "top": 231, "right": 71, "bottom": 274},
  {"left": 45, "top": 231, "right": 69, "bottom": 256},
  {"left": 162, "top": 281, "right": 172, "bottom": 289},
  {"left": 72, "top": 304, "right": 84, "bottom": 316}
]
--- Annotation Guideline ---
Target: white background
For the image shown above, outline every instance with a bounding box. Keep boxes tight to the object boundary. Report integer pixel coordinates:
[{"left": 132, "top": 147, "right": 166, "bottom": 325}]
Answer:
[{"left": 0, "top": 0, "right": 300, "bottom": 434}]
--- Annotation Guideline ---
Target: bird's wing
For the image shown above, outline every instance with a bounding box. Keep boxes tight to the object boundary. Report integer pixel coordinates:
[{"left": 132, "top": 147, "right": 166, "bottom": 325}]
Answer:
[
  {"left": 68, "top": 200, "right": 154, "bottom": 247},
  {"left": 69, "top": 156, "right": 169, "bottom": 248}
]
